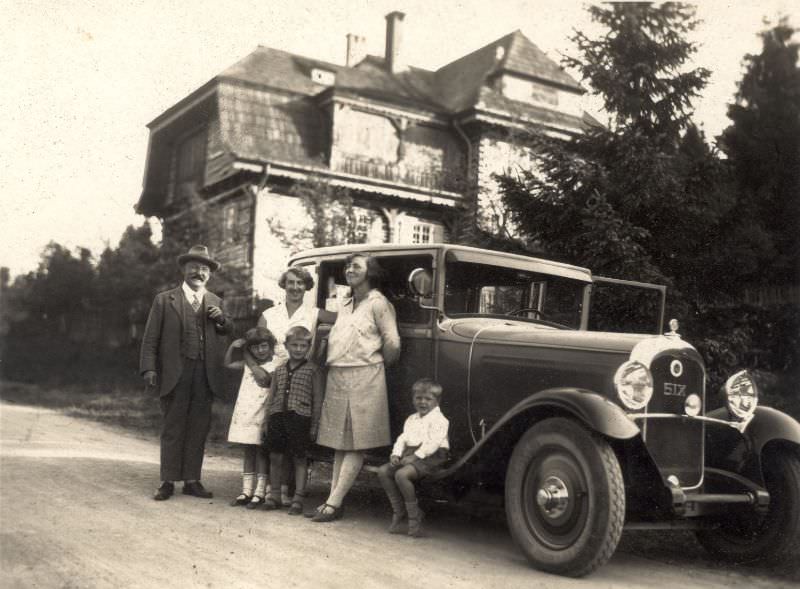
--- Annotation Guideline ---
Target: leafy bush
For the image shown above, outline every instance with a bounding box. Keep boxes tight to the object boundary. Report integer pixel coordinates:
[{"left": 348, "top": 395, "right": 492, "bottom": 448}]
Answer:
[{"left": 690, "top": 303, "right": 800, "bottom": 418}]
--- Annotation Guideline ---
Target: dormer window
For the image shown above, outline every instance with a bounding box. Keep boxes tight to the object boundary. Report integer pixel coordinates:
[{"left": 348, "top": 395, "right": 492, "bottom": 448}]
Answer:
[
  {"left": 311, "top": 68, "right": 336, "bottom": 86},
  {"left": 501, "top": 74, "right": 558, "bottom": 107}
]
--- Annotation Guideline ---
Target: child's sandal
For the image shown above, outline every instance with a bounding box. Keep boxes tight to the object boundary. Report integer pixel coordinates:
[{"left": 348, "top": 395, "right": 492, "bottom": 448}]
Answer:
[
  {"left": 261, "top": 496, "right": 281, "bottom": 511},
  {"left": 245, "top": 495, "right": 264, "bottom": 510},
  {"left": 230, "top": 494, "right": 251, "bottom": 507}
]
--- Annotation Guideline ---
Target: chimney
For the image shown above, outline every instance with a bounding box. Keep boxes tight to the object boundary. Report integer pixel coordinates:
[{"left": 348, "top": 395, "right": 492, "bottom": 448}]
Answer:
[
  {"left": 384, "top": 11, "right": 407, "bottom": 74},
  {"left": 345, "top": 33, "right": 367, "bottom": 67}
]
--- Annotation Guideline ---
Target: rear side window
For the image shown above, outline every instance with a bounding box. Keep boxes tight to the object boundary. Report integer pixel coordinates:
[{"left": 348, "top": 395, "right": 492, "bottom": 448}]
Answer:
[{"left": 444, "top": 259, "right": 583, "bottom": 329}]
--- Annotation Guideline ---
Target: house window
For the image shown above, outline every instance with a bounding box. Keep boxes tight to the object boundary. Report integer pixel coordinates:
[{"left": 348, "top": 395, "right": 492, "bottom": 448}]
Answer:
[
  {"left": 223, "top": 203, "right": 238, "bottom": 243},
  {"left": 412, "top": 223, "right": 432, "bottom": 244}
]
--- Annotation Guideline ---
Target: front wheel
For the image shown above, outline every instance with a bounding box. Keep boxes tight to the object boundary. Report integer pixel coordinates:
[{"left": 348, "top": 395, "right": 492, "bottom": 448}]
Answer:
[
  {"left": 505, "top": 417, "right": 625, "bottom": 577},
  {"left": 696, "top": 449, "right": 800, "bottom": 564}
]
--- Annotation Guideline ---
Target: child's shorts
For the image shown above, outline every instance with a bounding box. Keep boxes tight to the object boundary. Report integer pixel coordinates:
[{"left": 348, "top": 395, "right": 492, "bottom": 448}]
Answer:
[
  {"left": 396, "top": 446, "right": 449, "bottom": 479},
  {"left": 265, "top": 411, "right": 312, "bottom": 458}
]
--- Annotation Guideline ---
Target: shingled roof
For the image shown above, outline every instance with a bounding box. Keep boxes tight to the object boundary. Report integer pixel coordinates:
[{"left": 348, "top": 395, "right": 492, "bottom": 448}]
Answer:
[
  {"left": 434, "top": 30, "right": 583, "bottom": 113},
  {"left": 206, "top": 28, "right": 581, "bottom": 117},
  {"left": 138, "top": 28, "right": 585, "bottom": 215}
]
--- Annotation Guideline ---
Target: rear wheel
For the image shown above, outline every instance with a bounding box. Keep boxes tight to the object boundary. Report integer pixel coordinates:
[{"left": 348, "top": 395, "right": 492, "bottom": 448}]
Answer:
[
  {"left": 696, "top": 449, "right": 800, "bottom": 564},
  {"left": 505, "top": 417, "right": 625, "bottom": 577}
]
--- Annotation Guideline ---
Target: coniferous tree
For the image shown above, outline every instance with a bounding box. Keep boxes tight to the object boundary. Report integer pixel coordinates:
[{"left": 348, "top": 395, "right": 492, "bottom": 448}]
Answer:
[
  {"left": 498, "top": 3, "right": 717, "bottom": 302},
  {"left": 719, "top": 17, "right": 800, "bottom": 285}
]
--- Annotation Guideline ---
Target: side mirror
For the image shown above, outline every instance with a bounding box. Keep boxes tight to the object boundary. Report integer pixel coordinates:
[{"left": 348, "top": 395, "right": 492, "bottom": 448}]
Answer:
[{"left": 408, "top": 268, "right": 433, "bottom": 298}]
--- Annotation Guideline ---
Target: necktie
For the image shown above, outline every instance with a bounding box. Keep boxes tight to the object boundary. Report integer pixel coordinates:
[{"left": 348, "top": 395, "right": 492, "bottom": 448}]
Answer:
[{"left": 192, "top": 294, "right": 201, "bottom": 312}]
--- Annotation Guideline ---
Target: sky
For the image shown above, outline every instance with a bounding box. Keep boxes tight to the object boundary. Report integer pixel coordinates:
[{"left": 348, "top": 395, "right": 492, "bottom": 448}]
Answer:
[{"left": 1, "top": 0, "right": 796, "bottom": 279}]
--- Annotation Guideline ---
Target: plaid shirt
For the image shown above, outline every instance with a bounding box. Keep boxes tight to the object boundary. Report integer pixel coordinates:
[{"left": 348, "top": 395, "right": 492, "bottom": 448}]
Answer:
[{"left": 267, "top": 359, "right": 320, "bottom": 419}]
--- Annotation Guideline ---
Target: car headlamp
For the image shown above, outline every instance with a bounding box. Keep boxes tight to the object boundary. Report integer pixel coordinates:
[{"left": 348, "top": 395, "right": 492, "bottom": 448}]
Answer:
[
  {"left": 724, "top": 370, "right": 758, "bottom": 420},
  {"left": 614, "top": 361, "right": 653, "bottom": 411}
]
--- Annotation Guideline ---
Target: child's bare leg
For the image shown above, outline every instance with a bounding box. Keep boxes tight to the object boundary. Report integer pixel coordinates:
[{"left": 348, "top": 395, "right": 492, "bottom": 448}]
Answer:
[
  {"left": 281, "top": 454, "right": 294, "bottom": 505},
  {"left": 264, "top": 452, "right": 284, "bottom": 509},
  {"left": 394, "top": 465, "right": 419, "bottom": 503},
  {"left": 396, "top": 465, "right": 424, "bottom": 537},
  {"left": 293, "top": 456, "right": 308, "bottom": 496},
  {"left": 377, "top": 463, "right": 406, "bottom": 533},
  {"left": 287, "top": 455, "right": 309, "bottom": 515},
  {"left": 255, "top": 446, "right": 268, "bottom": 476},
  {"left": 243, "top": 445, "right": 257, "bottom": 473}
]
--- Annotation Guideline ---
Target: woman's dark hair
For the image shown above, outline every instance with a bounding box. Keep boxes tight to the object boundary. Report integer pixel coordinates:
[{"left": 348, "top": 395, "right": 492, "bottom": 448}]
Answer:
[
  {"left": 244, "top": 326, "right": 277, "bottom": 350},
  {"left": 278, "top": 266, "right": 315, "bottom": 290},
  {"left": 345, "top": 253, "right": 385, "bottom": 289}
]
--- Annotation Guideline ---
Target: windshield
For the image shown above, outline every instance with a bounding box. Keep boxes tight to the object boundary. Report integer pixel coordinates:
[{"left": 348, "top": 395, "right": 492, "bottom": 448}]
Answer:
[{"left": 444, "top": 259, "right": 585, "bottom": 329}]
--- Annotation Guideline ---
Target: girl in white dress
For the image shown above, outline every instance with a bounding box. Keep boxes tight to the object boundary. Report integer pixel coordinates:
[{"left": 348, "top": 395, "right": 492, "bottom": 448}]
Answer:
[{"left": 225, "top": 327, "right": 277, "bottom": 508}]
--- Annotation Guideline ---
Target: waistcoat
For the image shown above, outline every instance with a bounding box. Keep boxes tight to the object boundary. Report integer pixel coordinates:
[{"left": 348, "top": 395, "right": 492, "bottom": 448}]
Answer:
[{"left": 181, "top": 294, "right": 205, "bottom": 360}]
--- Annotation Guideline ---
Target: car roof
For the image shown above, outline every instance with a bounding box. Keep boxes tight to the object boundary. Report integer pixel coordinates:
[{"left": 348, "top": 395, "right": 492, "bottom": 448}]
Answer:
[{"left": 288, "top": 243, "right": 593, "bottom": 282}]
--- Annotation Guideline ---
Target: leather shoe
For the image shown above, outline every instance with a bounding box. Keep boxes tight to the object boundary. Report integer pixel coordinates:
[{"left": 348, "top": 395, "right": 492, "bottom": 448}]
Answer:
[
  {"left": 153, "top": 482, "right": 174, "bottom": 501},
  {"left": 311, "top": 503, "right": 343, "bottom": 522},
  {"left": 182, "top": 481, "right": 213, "bottom": 498}
]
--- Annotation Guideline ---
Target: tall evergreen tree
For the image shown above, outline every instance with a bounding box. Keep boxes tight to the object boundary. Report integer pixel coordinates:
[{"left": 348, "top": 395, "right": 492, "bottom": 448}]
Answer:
[
  {"left": 499, "top": 3, "right": 717, "bottom": 302},
  {"left": 719, "top": 17, "right": 800, "bottom": 284}
]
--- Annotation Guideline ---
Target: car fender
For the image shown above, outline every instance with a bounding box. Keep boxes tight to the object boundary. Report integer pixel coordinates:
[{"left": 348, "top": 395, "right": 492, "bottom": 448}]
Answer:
[
  {"left": 492, "top": 388, "right": 641, "bottom": 440},
  {"left": 431, "top": 388, "right": 639, "bottom": 482},
  {"left": 708, "top": 406, "right": 800, "bottom": 454},
  {"left": 705, "top": 406, "right": 800, "bottom": 485}
]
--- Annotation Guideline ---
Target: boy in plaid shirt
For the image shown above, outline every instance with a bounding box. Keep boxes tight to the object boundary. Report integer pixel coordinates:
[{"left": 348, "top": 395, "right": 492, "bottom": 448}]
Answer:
[{"left": 263, "top": 326, "right": 324, "bottom": 514}]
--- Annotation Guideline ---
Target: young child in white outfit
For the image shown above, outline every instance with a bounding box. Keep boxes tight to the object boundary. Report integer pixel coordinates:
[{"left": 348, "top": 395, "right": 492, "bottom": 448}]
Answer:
[
  {"left": 376, "top": 378, "right": 449, "bottom": 537},
  {"left": 225, "top": 327, "right": 277, "bottom": 509}
]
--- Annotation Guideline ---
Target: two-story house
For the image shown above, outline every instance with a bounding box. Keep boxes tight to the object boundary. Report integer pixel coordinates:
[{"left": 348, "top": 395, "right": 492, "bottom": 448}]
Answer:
[{"left": 136, "top": 11, "right": 590, "bottom": 310}]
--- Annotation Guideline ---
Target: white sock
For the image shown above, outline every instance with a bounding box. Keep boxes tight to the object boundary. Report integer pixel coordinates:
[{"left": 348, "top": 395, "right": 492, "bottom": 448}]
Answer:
[
  {"left": 242, "top": 472, "right": 255, "bottom": 496},
  {"left": 255, "top": 474, "right": 268, "bottom": 497}
]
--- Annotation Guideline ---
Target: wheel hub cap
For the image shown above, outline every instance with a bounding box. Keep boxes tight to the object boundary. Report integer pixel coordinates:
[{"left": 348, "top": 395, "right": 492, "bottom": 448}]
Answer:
[{"left": 536, "top": 476, "right": 569, "bottom": 519}]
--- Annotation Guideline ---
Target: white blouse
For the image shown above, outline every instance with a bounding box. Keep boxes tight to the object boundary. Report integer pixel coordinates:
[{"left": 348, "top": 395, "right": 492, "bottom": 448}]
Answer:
[
  {"left": 325, "top": 289, "right": 401, "bottom": 367},
  {"left": 261, "top": 300, "right": 320, "bottom": 366}
]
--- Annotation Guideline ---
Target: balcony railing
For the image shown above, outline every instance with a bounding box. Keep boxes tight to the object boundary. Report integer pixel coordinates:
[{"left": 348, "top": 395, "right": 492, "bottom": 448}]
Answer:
[{"left": 335, "top": 156, "right": 450, "bottom": 192}]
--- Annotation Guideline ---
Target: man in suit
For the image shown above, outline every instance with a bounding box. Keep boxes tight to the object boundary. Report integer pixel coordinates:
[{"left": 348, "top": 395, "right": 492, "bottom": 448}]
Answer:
[{"left": 140, "top": 245, "right": 233, "bottom": 501}]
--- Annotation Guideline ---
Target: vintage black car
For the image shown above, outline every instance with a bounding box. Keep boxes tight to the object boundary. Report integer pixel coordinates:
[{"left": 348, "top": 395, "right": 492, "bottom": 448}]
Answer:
[{"left": 289, "top": 243, "right": 800, "bottom": 577}]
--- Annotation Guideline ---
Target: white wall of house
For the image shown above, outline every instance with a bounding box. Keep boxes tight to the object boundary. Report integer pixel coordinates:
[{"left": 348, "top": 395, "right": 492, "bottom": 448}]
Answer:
[
  {"left": 251, "top": 188, "right": 311, "bottom": 303},
  {"left": 251, "top": 186, "right": 446, "bottom": 301}
]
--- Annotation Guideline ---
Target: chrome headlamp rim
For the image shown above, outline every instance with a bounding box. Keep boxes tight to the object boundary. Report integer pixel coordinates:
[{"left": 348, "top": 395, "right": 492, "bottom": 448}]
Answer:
[
  {"left": 614, "top": 360, "right": 654, "bottom": 411},
  {"left": 724, "top": 369, "right": 758, "bottom": 420}
]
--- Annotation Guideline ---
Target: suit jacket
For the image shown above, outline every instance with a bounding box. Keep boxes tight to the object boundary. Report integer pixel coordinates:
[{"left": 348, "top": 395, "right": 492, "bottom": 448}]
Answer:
[{"left": 139, "top": 286, "right": 233, "bottom": 398}]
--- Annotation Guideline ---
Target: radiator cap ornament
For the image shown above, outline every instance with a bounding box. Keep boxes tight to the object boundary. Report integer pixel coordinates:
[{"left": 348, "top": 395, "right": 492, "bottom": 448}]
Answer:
[{"left": 666, "top": 319, "right": 680, "bottom": 337}]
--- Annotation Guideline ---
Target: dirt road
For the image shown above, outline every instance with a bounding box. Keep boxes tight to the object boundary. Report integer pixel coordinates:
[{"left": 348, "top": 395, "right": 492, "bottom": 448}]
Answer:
[{"left": 0, "top": 402, "right": 794, "bottom": 589}]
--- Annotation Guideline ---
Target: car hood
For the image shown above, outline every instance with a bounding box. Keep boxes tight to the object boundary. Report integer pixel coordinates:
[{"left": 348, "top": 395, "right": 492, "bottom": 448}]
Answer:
[{"left": 444, "top": 317, "right": 650, "bottom": 354}]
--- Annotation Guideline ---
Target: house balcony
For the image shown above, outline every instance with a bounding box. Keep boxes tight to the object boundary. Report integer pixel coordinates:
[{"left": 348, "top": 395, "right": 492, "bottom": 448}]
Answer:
[{"left": 334, "top": 156, "right": 453, "bottom": 192}]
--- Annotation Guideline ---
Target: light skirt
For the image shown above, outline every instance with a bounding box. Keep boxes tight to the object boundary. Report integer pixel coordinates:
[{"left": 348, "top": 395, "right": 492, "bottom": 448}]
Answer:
[{"left": 316, "top": 363, "right": 390, "bottom": 450}]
